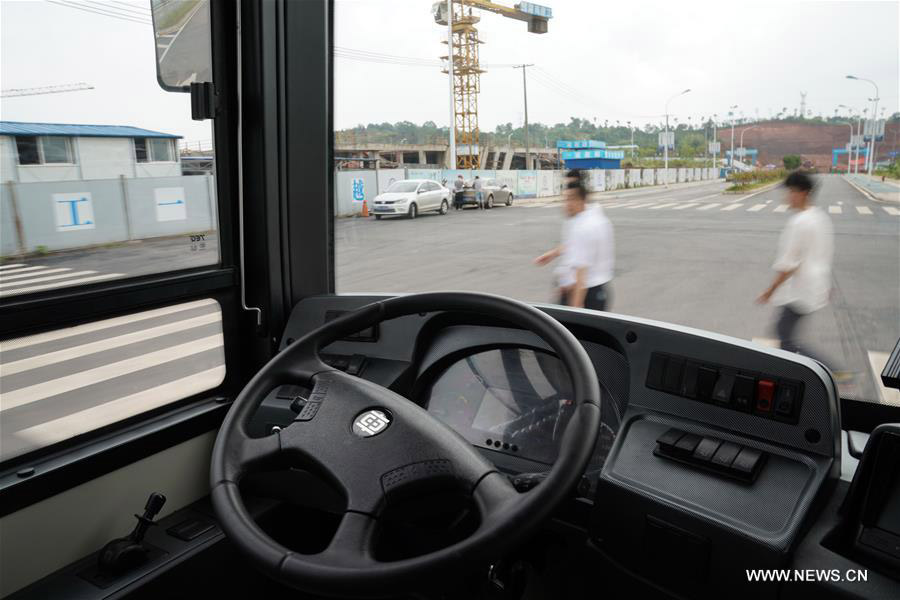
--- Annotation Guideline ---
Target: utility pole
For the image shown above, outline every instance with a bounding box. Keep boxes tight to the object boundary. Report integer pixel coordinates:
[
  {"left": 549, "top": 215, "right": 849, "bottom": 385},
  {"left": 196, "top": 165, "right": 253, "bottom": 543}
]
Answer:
[
  {"left": 446, "top": 0, "right": 456, "bottom": 168},
  {"left": 729, "top": 105, "right": 738, "bottom": 170},
  {"left": 664, "top": 88, "right": 691, "bottom": 187},
  {"left": 514, "top": 64, "right": 534, "bottom": 169}
]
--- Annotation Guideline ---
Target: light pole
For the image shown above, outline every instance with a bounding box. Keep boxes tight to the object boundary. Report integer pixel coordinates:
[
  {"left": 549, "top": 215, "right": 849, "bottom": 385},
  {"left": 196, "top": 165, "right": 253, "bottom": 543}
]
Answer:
[
  {"left": 664, "top": 88, "right": 691, "bottom": 187},
  {"left": 712, "top": 114, "right": 718, "bottom": 172},
  {"left": 729, "top": 105, "right": 738, "bottom": 170},
  {"left": 838, "top": 104, "right": 855, "bottom": 172},
  {"left": 513, "top": 64, "right": 534, "bottom": 169},
  {"left": 446, "top": 0, "right": 456, "bottom": 168},
  {"left": 739, "top": 124, "right": 759, "bottom": 167},
  {"left": 627, "top": 120, "right": 634, "bottom": 160},
  {"left": 847, "top": 75, "right": 879, "bottom": 175}
]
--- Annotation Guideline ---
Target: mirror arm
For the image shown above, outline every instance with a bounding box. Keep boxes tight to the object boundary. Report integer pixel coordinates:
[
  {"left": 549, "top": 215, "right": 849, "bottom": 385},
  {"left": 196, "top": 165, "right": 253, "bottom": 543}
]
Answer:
[{"left": 191, "top": 82, "right": 218, "bottom": 121}]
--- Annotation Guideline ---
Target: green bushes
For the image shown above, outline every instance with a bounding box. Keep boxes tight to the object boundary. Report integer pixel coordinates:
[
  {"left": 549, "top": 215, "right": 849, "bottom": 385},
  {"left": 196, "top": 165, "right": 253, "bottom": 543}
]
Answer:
[
  {"left": 725, "top": 168, "right": 787, "bottom": 192},
  {"left": 783, "top": 155, "right": 802, "bottom": 170}
]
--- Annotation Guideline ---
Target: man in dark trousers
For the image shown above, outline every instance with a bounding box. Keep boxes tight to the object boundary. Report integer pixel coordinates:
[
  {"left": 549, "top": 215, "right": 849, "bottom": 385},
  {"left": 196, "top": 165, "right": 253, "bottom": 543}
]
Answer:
[{"left": 534, "top": 178, "right": 614, "bottom": 310}]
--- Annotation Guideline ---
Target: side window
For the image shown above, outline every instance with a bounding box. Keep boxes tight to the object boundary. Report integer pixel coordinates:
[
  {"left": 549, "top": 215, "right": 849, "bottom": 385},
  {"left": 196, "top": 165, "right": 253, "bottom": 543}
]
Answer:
[{"left": 0, "top": 1, "right": 218, "bottom": 297}]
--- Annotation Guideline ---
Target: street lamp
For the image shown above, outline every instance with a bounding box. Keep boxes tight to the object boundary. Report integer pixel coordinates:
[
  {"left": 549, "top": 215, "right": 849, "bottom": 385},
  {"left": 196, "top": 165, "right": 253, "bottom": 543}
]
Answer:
[
  {"left": 846, "top": 75, "right": 880, "bottom": 174},
  {"left": 739, "top": 124, "right": 759, "bottom": 167},
  {"left": 729, "top": 105, "right": 738, "bottom": 170},
  {"left": 627, "top": 120, "right": 634, "bottom": 160},
  {"left": 838, "top": 104, "right": 858, "bottom": 173},
  {"left": 664, "top": 88, "right": 691, "bottom": 187}
]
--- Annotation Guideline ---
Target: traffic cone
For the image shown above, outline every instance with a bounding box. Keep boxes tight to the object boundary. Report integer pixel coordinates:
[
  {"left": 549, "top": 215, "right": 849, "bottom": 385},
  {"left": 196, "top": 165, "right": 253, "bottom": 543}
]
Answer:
[{"left": 361, "top": 199, "right": 369, "bottom": 217}]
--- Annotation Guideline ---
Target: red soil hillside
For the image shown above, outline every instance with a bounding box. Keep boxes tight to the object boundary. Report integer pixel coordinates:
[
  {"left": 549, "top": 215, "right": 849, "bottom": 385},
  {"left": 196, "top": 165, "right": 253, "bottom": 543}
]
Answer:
[{"left": 715, "top": 120, "right": 900, "bottom": 169}]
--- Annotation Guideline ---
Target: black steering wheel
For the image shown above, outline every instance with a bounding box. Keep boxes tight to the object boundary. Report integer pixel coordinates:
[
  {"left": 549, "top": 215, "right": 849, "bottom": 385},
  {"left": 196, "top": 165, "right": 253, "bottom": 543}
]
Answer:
[{"left": 210, "top": 292, "right": 601, "bottom": 597}]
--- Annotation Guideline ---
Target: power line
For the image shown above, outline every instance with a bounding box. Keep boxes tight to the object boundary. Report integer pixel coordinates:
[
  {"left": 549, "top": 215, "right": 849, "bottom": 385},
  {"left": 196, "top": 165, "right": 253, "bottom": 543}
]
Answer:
[
  {"left": 108, "top": 0, "right": 152, "bottom": 14},
  {"left": 45, "top": 1, "right": 151, "bottom": 25},
  {"left": 80, "top": 0, "right": 151, "bottom": 18},
  {"left": 1, "top": 82, "right": 95, "bottom": 98}
]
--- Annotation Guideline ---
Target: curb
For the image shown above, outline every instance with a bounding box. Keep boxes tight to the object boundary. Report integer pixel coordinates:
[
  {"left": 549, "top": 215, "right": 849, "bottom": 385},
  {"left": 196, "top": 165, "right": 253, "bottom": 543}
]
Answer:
[
  {"left": 842, "top": 175, "right": 899, "bottom": 205},
  {"left": 726, "top": 182, "right": 781, "bottom": 199}
]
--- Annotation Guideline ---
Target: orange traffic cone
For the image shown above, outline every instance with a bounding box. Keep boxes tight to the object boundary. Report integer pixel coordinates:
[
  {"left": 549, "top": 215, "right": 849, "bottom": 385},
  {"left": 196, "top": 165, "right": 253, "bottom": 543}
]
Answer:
[{"left": 361, "top": 199, "right": 369, "bottom": 217}]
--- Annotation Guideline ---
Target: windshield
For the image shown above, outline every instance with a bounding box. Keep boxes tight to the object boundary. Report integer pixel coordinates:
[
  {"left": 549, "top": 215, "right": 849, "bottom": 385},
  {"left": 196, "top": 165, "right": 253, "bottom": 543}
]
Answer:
[
  {"left": 385, "top": 181, "right": 421, "bottom": 193},
  {"left": 334, "top": 0, "right": 899, "bottom": 410}
]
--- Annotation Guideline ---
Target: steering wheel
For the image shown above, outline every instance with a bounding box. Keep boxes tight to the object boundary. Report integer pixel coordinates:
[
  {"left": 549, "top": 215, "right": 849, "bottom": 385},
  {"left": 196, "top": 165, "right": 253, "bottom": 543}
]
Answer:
[{"left": 210, "top": 292, "right": 601, "bottom": 597}]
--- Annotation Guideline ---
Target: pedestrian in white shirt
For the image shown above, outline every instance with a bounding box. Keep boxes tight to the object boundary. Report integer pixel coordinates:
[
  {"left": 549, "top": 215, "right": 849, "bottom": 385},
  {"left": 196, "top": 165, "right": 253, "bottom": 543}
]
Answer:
[
  {"left": 757, "top": 172, "right": 835, "bottom": 368},
  {"left": 534, "top": 177, "right": 614, "bottom": 310}
]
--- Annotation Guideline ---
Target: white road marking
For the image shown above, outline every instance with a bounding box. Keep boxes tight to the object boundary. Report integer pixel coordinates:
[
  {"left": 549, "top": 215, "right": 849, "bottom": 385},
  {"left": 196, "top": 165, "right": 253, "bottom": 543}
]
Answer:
[
  {"left": 856, "top": 206, "right": 873, "bottom": 215},
  {"left": 672, "top": 203, "right": 699, "bottom": 210},
  {"left": 838, "top": 201, "right": 844, "bottom": 205},
  {"left": 626, "top": 202, "right": 658, "bottom": 209},
  {"left": 0, "top": 266, "right": 48, "bottom": 275},
  {"left": 697, "top": 203, "right": 720, "bottom": 210},
  {"left": 0, "top": 264, "right": 25, "bottom": 270},
  {"left": 0, "top": 312, "right": 222, "bottom": 376},
  {"left": 747, "top": 204, "right": 767, "bottom": 212},
  {"left": 602, "top": 203, "right": 632, "bottom": 209},
  {"left": 828, "top": 205, "right": 842, "bottom": 214},
  {"left": 883, "top": 206, "right": 900, "bottom": 216},
  {"left": 751, "top": 337, "right": 780, "bottom": 348},
  {"left": 0, "top": 270, "right": 93, "bottom": 289},
  {"left": 721, "top": 203, "right": 743, "bottom": 211},
  {"left": 868, "top": 351, "right": 900, "bottom": 406},
  {"left": 12, "top": 366, "right": 227, "bottom": 453},
  {"left": 0, "top": 267, "right": 71, "bottom": 282},
  {"left": 0, "top": 298, "right": 219, "bottom": 351},
  {"left": 0, "top": 273, "right": 123, "bottom": 298},
  {"left": 774, "top": 204, "right": 789, "bottom": 213},
  {"left": 0, "top": 334, "right": 224, "bottom": 411},
  {"left": 649, "top": 203, "right": 677, "bottom": 209}
]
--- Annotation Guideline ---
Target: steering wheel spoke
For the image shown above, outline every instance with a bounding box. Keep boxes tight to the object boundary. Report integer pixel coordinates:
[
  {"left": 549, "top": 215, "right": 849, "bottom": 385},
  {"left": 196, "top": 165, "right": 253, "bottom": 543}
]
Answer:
[
  {"left": 317, "top": 511, "right": 379, "bottom": 566},
  {"left": 472, "top": 471, "right": 521, "bottom": 523}
]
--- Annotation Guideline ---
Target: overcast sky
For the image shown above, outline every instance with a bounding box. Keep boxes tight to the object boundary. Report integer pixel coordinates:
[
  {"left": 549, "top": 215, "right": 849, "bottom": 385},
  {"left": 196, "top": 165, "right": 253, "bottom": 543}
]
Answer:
[{"left": 1, "top": 0, "right": 897, "bottom": 143}]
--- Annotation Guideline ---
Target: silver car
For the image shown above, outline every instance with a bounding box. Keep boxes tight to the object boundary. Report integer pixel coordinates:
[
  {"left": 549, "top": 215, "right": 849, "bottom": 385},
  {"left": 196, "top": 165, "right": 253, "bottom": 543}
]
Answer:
[
  {"left": 371, "top": 179, "right": 451, "bottom": 219},
  {"left": 480, "top": 178, "right": 514, "bottom": 209}
]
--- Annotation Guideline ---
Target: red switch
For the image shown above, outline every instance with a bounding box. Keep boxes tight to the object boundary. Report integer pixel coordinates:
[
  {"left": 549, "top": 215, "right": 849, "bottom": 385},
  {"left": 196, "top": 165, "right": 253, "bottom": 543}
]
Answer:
[{"left": 757, "top": 380, "right": 775, "bottom": 412}]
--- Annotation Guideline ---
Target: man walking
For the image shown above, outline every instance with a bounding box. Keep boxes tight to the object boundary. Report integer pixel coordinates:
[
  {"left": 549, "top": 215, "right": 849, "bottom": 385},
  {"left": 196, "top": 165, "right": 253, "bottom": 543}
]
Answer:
[
  {"left": 757, "top": 172, "right": 835, "bottom": 367},
  {"left": 453, "top": 174, "right": 465, "bottom": 210},
  {"left": 534, "top": 178, "right": 614, "bottom": 310}
]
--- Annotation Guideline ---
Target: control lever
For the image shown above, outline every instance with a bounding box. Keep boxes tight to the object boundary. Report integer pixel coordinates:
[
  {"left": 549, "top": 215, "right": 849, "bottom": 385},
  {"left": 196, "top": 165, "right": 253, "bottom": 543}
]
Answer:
[
  {"left": 98, "top": 492, "right": 166, "bottom": 574},
  {"left": 509, "top": 472, "right": 591, "bottom": 496}
]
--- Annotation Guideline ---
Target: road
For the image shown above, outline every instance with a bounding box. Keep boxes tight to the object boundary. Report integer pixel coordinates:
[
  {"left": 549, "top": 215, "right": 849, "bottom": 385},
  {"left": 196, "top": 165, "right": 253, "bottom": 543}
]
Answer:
[
  {"left": 1, "top": 175, "right": 897, "bottom": 462},
  {"left": 336, "top": 176, "right": 899, "bottom": 405}
]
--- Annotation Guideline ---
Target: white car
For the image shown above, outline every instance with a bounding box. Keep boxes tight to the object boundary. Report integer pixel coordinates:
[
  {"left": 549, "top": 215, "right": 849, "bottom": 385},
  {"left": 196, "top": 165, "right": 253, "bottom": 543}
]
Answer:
[{"left": 371, "top": 179, "right": 450, "bottom": 219}]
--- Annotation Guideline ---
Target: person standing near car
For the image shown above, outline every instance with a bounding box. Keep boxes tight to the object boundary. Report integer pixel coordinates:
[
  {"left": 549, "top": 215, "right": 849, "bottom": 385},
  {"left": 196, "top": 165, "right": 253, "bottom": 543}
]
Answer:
[
  {"left": 756, "top": 172, "right": 837, "bottom": 369},
  {"left": 453, "top": 174, "right": 465, "bottom": 210},
  {"left": 473, "top": 175, "right": 484, "bottom": 209},
  {"left": 533, "top": 178, "right": 614, "bottom": 310}
]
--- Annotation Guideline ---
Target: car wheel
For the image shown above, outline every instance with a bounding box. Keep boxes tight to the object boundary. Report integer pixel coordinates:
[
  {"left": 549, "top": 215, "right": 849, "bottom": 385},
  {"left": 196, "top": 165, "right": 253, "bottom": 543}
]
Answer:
[
  {"left": 408, "top": 203, "right": 418, "bottom": 219},
  {"left": 486, "top": 195, "right": 494, "bottom": 209},
  {"left": 375, "top": 215, "right": 382, "bottom": 220},
  {"left": 439, "top": 200, "right": 449, "bottom": 215},
  {"left": 506, "top": 194, "right": 513, "bottom": 206}
]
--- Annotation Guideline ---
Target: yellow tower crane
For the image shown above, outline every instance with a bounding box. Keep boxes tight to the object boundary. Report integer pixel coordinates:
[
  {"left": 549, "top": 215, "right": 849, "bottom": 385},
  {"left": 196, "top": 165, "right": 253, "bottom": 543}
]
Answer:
[{"left": 433, "top": 1, "right": 552, "bottom": 169}]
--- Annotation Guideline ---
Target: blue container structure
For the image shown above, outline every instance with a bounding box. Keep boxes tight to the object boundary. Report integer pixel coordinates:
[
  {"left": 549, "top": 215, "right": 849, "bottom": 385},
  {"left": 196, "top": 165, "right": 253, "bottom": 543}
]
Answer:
[{"left": 557, "top": 140, "right": 623, "bottom": 169}]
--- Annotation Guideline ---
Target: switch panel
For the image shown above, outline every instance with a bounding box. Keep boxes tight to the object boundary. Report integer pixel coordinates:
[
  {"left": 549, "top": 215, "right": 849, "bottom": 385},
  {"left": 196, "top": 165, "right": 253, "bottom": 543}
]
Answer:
[
  {"left": 645, "top": 352, "right": 803, "bottom": 425},
  {"left": 654, "top": 428, "right": 767, "bottom": 483}
]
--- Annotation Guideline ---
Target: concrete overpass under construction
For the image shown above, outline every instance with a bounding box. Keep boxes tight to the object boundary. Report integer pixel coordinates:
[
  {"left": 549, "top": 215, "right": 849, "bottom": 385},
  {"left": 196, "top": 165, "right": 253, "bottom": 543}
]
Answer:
[{"left": 334, "top": 142, "right": 562, "bottom": 170}]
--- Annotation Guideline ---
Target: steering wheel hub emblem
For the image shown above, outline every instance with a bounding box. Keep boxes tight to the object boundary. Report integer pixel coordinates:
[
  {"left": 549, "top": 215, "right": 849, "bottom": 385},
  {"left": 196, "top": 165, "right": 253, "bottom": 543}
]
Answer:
[{"left": 352, "top": 409, "right": 392, "bottom": 437}]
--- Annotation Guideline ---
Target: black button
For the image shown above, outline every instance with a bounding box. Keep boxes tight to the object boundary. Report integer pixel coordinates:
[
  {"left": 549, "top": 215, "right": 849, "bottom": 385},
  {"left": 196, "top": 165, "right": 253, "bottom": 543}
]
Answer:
[
  {"left": 289, "top": 396, "right": 307, "bottom": 414},
  {"left": 712, "top": 372, "right": 735, "bottom": 405},
  {"left": 346, "top": 354, "right": 366, "bottom": 376},
  {"left": 775, "top": 383, "right": 799, "bottom": 417},
  {"left": 711, "top": 442, "right": 742, "bottom": 467},
  {"left": 647, "top": 354, "right": 668, "bottom": 389},
  {"left": 663, "top": 358, "right": 685, "bottom": 393},
  {"left": 692, "top": 437, "right": 723, "bottom": 462},
  {"left": 673, "top": 433, "right": 702, "bottom": 456},
  {"left": 731, "top": 448, "right": 763, "bottom": 474},
  {"left": 680, "top": 362, "right": 700, "bottom": 398},
  {"left": 731, "top": 375, "right": 756, "bottom": 412},
  {"left": 656, "top": 428, "right": 685, "bottom": 450},
  {"left": 696, "top": 367, "right": 718, "bottom": 401},
  {"left": 295, "top": 402, "right": 321, "bottom": 421}
]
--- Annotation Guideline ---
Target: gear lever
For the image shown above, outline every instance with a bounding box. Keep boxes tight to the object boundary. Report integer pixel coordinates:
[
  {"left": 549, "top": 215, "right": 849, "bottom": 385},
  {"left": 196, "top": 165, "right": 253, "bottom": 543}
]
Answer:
[{"left": 98, "top": 492, "right": 166, "bottom": 574}]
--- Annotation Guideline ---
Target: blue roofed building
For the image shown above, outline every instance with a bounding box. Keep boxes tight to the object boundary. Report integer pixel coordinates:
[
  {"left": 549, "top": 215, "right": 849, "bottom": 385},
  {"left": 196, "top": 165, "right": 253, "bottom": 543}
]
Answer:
[
  {"left": 557, "top": 140, "right": 624, "bottom": 169},
  {"left": 0, "top": 121, "right": 182, "bottom": 183}
]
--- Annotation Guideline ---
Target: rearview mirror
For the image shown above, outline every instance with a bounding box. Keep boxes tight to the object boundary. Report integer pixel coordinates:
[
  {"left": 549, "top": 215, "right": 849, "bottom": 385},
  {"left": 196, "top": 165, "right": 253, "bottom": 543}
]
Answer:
[{"left": 151, "top": 0, "right": 213, "bottom": 92}]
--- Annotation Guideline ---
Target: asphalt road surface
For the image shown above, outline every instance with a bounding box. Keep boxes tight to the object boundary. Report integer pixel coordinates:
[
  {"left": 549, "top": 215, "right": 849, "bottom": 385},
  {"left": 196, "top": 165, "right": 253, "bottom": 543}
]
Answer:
[
  {"left": 336, "top": 175, "right": 899, "bottom": 405},
  {"left": 1, "top": 175, "right": 897, "bottom": 462}
]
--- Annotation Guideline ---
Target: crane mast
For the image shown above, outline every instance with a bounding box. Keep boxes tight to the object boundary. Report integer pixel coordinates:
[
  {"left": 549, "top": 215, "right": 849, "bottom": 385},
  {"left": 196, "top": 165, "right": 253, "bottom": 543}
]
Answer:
[{"left": 434, "top": 1, "right": 552, "bottom": 169}]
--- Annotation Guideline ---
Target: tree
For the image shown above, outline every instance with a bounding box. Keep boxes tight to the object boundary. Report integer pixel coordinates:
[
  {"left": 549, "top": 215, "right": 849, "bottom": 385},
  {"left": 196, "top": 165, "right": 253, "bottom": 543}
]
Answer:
[{"left": 783, "top": 155, "right": 802, "bottom": 170}]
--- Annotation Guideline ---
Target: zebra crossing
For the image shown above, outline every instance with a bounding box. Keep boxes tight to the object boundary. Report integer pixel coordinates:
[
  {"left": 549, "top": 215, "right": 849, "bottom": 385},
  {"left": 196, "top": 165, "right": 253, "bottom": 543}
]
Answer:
[
  {"left": 0, "top": 262, "right": 124, "bottom": 298},
  {"left": 596, "top": 199, "right": 899, "bottom": 217}
]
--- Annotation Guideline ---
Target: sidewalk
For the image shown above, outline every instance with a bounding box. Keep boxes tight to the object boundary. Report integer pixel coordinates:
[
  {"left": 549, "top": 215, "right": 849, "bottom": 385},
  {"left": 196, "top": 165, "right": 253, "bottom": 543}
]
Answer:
[
  {"left": 512, "top": 177, "right": 726, "bottom": 206},
  {"left": 844, "top": 174, "right": 900, "bottom": 204}
]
